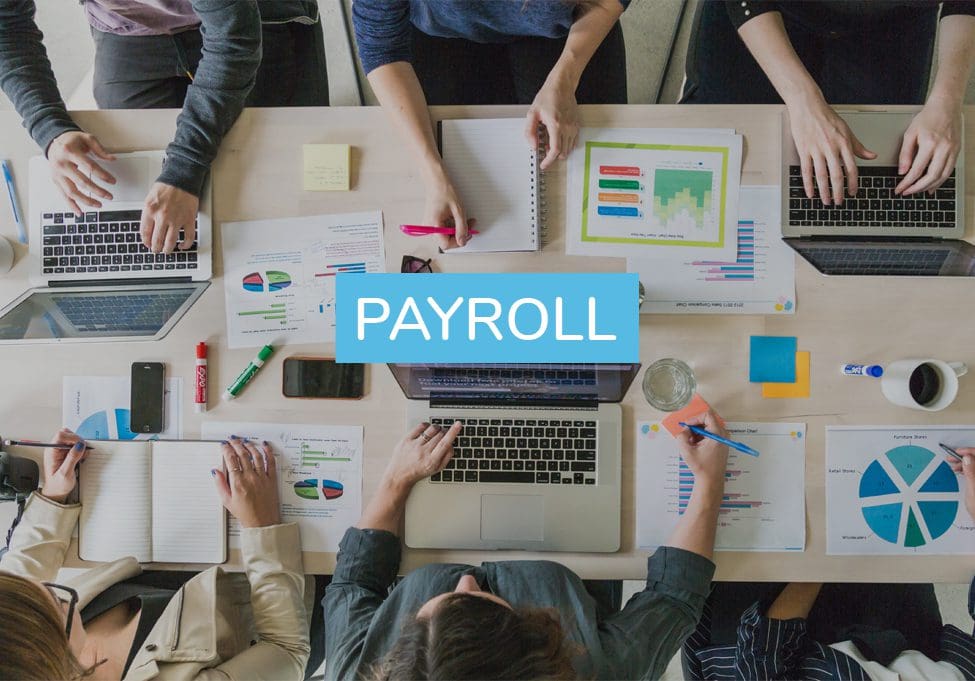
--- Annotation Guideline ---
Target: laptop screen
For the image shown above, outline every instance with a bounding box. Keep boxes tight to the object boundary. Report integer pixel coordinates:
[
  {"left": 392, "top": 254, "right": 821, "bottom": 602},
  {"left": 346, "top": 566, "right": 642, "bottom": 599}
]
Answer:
[
  {"left": 388, "top": 363, "right": 641, "bottom": 404},
  {"left": 0, "top": 286, "right": 200, "bottom": 341}
]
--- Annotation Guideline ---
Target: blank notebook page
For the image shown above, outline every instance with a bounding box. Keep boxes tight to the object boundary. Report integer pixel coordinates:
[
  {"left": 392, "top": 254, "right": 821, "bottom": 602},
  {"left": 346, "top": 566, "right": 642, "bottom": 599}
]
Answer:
[
  {"left": 79, "top": 443, "right": 153, "bottom": 563},
  {"left": 151, "top": 441, "right": 225, "bottom": 564},
  {"left": 440, "top": 118, "right": 539, "bottom": 253}
]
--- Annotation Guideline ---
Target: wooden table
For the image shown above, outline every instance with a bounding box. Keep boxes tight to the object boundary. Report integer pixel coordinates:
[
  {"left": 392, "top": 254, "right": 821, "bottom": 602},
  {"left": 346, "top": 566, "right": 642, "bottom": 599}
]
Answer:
[{"left": 1, "top": 105, "right": 973, "bottom": 581}]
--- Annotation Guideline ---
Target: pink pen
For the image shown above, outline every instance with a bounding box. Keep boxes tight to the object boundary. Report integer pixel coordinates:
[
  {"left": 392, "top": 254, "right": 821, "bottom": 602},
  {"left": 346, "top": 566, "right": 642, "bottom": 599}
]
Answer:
[{"left": 399, "top": 224, "right": 480, "bottom": 236}]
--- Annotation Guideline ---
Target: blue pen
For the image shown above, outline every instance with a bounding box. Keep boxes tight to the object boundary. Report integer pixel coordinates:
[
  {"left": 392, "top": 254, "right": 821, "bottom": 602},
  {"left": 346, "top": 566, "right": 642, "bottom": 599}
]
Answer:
[
  {"left": 679, "top": 422, "right": 761, "bottom": 457},
  {"left": 2, "top": 161, "right": 25, "bottom": 244}
]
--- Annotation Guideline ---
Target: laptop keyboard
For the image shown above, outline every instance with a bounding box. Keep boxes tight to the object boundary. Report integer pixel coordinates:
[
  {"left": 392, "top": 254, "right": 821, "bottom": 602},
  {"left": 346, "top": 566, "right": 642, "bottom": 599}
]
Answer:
[
  {"left": 41, "top": 210, "right": 199, "bottom": 276},
  {"left": 52, "top": 293, "right": 190, "bottom": 332},
  {"left": 425, "top": 367, "right": 598, "bottom": 388},
  {"left": 796, "top": 246, "right": 951, "bottom": 276},
  {"left": 429, "top": 417, "right": 598, "bottom": 485},
  {"left": 787, "top": 166, "right": 957, "bottom": 229}
]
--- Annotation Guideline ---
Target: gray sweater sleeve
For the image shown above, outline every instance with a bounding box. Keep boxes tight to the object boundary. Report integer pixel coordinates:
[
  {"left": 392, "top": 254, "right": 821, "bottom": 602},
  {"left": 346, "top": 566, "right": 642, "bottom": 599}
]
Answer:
[{"left": 0, "top": 0, "right": 82, "bottom": 154}]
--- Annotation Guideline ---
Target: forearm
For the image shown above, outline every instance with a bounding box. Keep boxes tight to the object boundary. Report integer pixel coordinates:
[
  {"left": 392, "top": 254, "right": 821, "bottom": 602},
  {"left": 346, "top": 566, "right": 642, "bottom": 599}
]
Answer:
[
  {"left": 736, "top": 11, "right": 821, "bottom": 106},
  {"left": 766, "top": 582, "right": 823, "bottom": 620},
  {"left": 665, "top": 478, "right": 723, "bottom": 560},
  {"left": 927, "top": 14, "right": 975, "bottom": 109},
  {"left": 546, "top": 0, "right": 624, "bottom": 91},
  {"left": 357, "top": 476, "right": 412, "bottom": 535}
]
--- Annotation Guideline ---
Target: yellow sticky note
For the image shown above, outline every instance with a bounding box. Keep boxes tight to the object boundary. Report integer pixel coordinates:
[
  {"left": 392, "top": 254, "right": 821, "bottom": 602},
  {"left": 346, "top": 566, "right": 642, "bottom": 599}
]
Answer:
[
  {"left": 762, "top": 351, "right": 810, "bottom": 398},
  {"left": 303, "top": 144, "right": 350, "bottom": 191}
]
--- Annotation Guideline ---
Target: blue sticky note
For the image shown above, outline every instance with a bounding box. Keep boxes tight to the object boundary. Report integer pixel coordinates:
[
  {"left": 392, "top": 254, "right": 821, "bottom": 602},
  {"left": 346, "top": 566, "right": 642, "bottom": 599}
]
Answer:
[{"left": 749, "top": 336, "right": 797, "bottom": 383}]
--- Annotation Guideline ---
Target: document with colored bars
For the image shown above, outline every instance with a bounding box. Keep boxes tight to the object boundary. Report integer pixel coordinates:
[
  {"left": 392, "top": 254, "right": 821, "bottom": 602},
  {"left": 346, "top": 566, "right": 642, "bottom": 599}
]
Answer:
[
  {"left": 221, "top": 211, "right": 384, "bottom": 349},
  {"left": 827, "top": 426, "right": 975, "bottom": 555},
  {"left": 202, "top": 421, "right": 362, "bottom": 552},
  {"left": 636, "top": 421, "right": 806, "bottom": 551}
]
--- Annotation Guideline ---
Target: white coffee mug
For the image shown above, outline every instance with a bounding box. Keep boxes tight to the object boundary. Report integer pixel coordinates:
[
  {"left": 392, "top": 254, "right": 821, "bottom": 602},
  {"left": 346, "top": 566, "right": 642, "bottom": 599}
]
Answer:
[
  {"left": 881, "top": 359, "right": 968, "bottom": 411},
  {"left": 0, "top": 235, "right": 12, "bottom": 275}
]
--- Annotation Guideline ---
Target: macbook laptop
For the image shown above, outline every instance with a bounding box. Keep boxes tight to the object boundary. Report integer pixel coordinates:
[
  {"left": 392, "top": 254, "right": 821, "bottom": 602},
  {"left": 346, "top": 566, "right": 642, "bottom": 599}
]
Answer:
[
  {"left": 0, "top": 151, "right": 211, "bottom": 344},
  {"left": 390, "top": 363, "right": 640, "bottom": 552},
  {"left": 782, "top": 110, "right": 974, "bottom": 276}
]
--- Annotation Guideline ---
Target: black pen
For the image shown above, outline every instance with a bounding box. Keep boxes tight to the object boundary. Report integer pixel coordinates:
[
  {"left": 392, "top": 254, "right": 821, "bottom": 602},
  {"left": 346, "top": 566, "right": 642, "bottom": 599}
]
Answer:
[
  {"left": 3, "top": 439, "right": 94, "bottom": 451},
  {"left": 939, "top": 443, "right": 963, "bottom": 462}
]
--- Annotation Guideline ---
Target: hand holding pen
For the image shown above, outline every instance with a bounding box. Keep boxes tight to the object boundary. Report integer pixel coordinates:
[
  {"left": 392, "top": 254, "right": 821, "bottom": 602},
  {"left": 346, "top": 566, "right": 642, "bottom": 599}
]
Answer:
[
  {"left": 675, "top": 410, "right": 730, "bottom": 487},
  {"left": 38, "top": 428, "right": 90, "bottom": 504},
  {"left": 943, "top": 444, "right": 975, "bottom": 522}
]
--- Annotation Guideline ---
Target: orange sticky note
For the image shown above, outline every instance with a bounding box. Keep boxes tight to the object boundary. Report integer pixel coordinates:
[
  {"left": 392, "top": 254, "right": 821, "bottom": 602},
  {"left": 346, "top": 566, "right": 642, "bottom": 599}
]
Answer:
[
  {"left": 762, "top": 351, "right": 810, "bottom": 398},
  {"left": 661, "top": 393, "right": 714, "bottom": 436}
]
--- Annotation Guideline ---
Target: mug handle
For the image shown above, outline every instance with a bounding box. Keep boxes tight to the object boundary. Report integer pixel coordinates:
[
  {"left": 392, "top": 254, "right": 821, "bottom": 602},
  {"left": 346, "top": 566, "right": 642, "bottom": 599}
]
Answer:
[{"left": 949, "top": 361, "right": 968, "bottom": 378}]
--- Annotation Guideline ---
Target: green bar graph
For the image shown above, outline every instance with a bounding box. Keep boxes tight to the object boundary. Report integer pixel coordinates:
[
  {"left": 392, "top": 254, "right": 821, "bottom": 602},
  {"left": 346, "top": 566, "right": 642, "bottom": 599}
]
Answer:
[
  {"left": 599, "top": 179, "right": 641, "bottom": 190},
  {"left": 652, "top": 169, "right": 713, "bottom": 229}
]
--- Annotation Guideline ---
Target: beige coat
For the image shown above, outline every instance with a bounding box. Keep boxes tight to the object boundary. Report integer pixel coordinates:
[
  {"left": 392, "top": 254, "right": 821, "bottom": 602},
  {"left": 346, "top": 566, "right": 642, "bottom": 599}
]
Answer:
[{"left": 0, "top": 493, "right": 310, "bottom": 680}]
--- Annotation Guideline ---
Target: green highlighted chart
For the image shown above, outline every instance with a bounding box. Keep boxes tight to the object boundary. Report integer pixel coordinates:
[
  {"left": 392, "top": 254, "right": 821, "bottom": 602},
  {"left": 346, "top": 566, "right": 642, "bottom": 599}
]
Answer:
[
  {"left": 300, "top": 442, "right": 353, "bottom": 467},
  {"left": 652, "top": 169, "right": 713, "bottom": 230}
]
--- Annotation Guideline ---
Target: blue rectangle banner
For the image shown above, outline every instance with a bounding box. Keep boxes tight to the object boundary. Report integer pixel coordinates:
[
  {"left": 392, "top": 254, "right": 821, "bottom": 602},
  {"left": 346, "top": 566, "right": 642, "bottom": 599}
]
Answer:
[{"left": 336, "top": 273, "right": 639, "bottom": 363}]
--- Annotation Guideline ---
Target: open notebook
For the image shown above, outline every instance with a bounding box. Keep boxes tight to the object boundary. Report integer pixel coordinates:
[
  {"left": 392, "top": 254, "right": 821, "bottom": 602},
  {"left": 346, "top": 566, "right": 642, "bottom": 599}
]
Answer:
[
  {"left": 79, "top": 440, "right": 225, "bottom": 564},
  {"left": 439, "top": 118, "right": 543, "bottom": 253}
]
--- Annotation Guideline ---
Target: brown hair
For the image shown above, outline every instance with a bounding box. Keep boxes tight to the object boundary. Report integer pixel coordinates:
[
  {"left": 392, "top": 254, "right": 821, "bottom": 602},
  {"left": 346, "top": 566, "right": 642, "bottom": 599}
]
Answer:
[
  {"left": 0, "top": 572, "right": 93, "bottom": 681},
  {"left": 370, "top": 593, "right": 578, "bottom": 680}
]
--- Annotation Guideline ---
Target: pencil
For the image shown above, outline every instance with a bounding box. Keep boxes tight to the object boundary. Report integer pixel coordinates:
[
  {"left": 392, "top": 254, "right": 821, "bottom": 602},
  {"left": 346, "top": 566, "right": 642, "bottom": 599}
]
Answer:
[{"left": 3, "top": 439, "right": 94, "bottom": 450}]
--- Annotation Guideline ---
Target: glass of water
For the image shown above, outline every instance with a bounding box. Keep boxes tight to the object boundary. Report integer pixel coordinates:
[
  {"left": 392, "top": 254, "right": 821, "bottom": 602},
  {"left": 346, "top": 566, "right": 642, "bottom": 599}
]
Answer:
[{"left": 642, "top": 358, "right": 696, "bottom": 411}]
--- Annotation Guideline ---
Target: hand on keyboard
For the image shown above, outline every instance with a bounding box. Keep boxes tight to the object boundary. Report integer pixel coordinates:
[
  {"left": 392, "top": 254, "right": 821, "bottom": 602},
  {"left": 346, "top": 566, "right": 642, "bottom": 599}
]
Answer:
[
  {"left": 141, "top": 182, "right": 200, "bottom": 254},
  {"left": 47, "top": 131, "right": 117, "bottom": 215},
  {"left": 895, "top": 101, "right": 962, "bottom": 197},
  {"left": 384, "top": 421, "right": 463, "bottom": 488}
]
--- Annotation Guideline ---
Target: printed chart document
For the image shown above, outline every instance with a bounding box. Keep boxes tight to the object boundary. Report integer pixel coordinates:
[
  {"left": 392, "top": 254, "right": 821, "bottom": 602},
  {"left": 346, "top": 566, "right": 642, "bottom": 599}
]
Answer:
[
  {"left": 636, "top": 421, "right": 806, "bottom": 551},
  {"left": 567, "top": 128, "right": 742, "bottom": 260},
  {"left": 629, "top": 186, "right": 796, "bottom": 314},
  {"left": 79, "top": 440, "right": 225, "bottom": 563},
  {"left": 63, "top": 375, "right": 182, "bottom": 439},
  {"left": 202, "top": 421, "right": 362, "bottom": 552},
  {"left": 827, "top": 426, "right": 975, "bottom": 555},
  {"left": 222, "top": 211, "right": 384, "bottom": 349}
]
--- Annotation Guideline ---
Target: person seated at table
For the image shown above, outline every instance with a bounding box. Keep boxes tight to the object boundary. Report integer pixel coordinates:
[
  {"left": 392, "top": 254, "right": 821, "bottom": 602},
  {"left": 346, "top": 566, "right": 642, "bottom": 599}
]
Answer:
[
  {"left": 681, "top": 1, "right": 975, "bottom": 206},
  {"left": 323, "top": 410, "right": 729, "bottom": 680},
  {"left": 351, "top": 0, "right": 629, "bottom": 250},
  {"left": 681, "top": 447, "right": 975, "bottom": 680},
  {"left": 0, "top": 429, "right": 312, "bottom": 680},
  {"left": 0, "top": 0, "right": 327, "bottom": 255}
]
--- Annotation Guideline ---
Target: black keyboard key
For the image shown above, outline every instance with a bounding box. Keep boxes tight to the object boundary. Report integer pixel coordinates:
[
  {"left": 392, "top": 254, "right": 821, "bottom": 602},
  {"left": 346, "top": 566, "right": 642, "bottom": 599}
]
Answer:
[
  {"left": 441, "top": 470, "right": 452, "bottom": 482},
  {"left": 536, "top": 472, "right": 549, "bottom": 483},
  {"left": 479, "top": 471, "right": 534, "bottom": 484},
  {"left": 571, "top": 462, "right": 596, "bottom": 472},
  {"left": 585, "top": 478, "right": 596, "bottom": 485},
  {"left": 465, "top": 471, "right": 478, "bottom": 482},
  {"left": 573, "top": 473, "right": 584, "bottom": 485},
  {"left": 431, "top": 473, "right": 441, "bottom": 482}
]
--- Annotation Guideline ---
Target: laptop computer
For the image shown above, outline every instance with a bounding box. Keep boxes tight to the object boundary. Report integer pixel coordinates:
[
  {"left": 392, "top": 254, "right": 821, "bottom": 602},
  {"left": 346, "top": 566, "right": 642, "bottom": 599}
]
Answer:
[
  {"left": 0, "top": 151, "right": 212, "bottom": 344},
  {"left": 390, "top": 363, "right": 640, "bottom": 552},
  {"left": 782, "top": 110, "right": 975, "bottom": 276}
]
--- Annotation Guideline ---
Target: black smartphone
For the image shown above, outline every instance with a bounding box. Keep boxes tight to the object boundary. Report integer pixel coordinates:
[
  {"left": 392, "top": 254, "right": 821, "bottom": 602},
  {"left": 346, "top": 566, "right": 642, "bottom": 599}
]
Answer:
[
  {"left": 282, "top": 357, "right": 364, "bottom": 399},
  {"left": 130, "top": 362, "right": 165, "bottom": 434}
]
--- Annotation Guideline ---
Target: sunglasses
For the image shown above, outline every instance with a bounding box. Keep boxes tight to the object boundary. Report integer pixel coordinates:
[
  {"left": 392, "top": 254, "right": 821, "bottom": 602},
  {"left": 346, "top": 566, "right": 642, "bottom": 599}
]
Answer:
[
  {"left": 43, "top": 582, "right": 79, "bottom": 638},
  {"left": 401, "top": 255, "right": 433, "bottom": 274}
]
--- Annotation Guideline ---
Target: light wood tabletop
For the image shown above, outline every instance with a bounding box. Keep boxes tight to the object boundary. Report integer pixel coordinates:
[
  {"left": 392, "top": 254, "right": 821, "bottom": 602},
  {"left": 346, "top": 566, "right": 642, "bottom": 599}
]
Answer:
[{"left": 0, "top": 105, "right": 972, "bottom": 581}]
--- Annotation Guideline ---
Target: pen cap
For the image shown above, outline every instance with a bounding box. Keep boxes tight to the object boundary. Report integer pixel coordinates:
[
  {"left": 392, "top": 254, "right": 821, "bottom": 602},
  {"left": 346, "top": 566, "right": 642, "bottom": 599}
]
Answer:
[
  {"left": 257, "top": 345, "right": 274, "bottom": 362},
  {"left": 867, "top": 365, "right": 884, "bottom": 378},
  {"left": 196, "top": 342, "right": 207, "bottom": 359}
]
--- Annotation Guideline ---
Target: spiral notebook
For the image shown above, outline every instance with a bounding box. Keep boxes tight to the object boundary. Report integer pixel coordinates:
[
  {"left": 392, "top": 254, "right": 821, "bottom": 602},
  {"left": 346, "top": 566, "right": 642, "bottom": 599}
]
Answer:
[{"left": 439, "top": 118, "right": 543, "bottom": 253}]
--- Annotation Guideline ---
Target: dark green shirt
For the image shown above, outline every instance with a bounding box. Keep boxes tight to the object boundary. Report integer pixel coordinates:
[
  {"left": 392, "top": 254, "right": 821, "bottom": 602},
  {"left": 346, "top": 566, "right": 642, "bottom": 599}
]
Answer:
[{"left": 324, "top": 527, "right": 715, "bottom": 681}]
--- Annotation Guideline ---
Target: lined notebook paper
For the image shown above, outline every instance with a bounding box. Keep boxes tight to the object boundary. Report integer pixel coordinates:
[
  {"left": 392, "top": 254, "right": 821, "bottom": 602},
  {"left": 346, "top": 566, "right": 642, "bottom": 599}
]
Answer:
[{"left": 439, "top": 118, "right": 541, "bottom": 253}]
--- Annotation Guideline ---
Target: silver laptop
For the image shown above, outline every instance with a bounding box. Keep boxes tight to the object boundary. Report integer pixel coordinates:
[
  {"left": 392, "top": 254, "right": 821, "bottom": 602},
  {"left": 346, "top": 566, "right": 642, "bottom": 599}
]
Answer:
[
  {"left": 391, "top": 363, "right": 640, "bottom": 552},
  {"left": 782, "top": 110, "right": 975, "bottom": 276},
  {"left": 0, "top": 151, "right": 212, "bottom": 344}
]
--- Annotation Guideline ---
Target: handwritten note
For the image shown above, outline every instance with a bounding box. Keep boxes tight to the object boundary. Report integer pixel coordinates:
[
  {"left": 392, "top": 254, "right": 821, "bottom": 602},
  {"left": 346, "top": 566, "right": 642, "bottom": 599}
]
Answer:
[{"left": 303, "top": 144, "right": 350, "bottom": 191}]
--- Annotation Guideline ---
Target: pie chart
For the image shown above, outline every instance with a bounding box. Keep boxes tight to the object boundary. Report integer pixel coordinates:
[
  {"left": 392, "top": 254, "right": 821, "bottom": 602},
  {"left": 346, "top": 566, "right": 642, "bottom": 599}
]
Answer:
[
  {"left": 859, "top": 445, "right": 959, "bottom": 548},
  {"left": 242, "top": 271, "right": 292, "bottom": 293},
  {"left": 322, "top": 480, "right": 344, "bottom": 500},
  {"left": 76, "top": 408, "right": 140, "bottom": 440},
  {"left": 294, "top": 479, "right": 318, "bottom": 500}
]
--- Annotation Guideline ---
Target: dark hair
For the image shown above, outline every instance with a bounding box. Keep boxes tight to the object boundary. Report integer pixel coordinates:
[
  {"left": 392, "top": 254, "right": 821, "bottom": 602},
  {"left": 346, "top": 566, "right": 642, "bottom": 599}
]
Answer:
[{"left": 370, "top": 593, "right": 578, "bottom": 680}]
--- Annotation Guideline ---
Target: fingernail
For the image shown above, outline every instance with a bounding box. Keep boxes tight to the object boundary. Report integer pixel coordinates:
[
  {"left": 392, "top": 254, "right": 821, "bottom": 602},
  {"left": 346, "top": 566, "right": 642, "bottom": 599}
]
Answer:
[
  {"left": 73, "top": 441, "right": 85, "bottom": 451},
  {"left": 229, "top": 434, "right": 237, "bottom": 440},
  {"left": 210, "top": 469, "right": 217, "bottom": 477},
  {"left": 263, "top": 440, "right": 270, "bottom": 447},
  {"left": 220, "top": 440, "right": 228, "bottom": 445},
  {"left": 964, "top": 457, "right": 971, "bottom": 468},
  {"left": 243, "top": 437, "right": 250, "bottom": 443}
]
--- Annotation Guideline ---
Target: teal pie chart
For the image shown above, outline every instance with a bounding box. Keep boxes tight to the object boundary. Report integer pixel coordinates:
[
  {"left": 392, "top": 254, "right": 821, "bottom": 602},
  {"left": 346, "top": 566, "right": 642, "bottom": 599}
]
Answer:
[{"left": 858, "top": 445, "right": 959, "bottom": 548}]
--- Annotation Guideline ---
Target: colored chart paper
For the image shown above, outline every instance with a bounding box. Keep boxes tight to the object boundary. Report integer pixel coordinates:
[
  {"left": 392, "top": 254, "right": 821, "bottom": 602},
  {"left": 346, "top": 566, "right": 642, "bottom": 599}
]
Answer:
[
  {"left": 629, "top": 186, "right": 796, "bottom": 314},
  {"left": 63, "top": 375, "right": 182, "bottom": 440},
  {"left": 222, "top": 211, "right": 385, "bottom": 349},
  {"left": 567, "top": 128, "right": 741, "bottom": 260},
  {"left": 749, "top": 336, "right": 797, "bottom": 383},
  {"left": 827, "top": 427, "right": 975, "bottom": 555},
  {"left": 203, "top": 421, "right": 362, "bottom": 552},
  {"left": 637, "top": 421, "right": 806, "bottom": 551}
]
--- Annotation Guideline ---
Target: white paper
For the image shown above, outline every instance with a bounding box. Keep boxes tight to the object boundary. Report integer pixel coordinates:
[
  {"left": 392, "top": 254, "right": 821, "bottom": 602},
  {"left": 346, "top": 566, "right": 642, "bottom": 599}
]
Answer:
[
  {"left": 201, "top": 421, "right": 362, "bottom": 552},
  {"left": 636, "top": 421, "right": 806, "bottom": 551},
  {"left": 221, "top": 211, "right": 385, "bottom": 349},
  {"left": 827, "top": 426, "right": 975, "bottom": 555},
  {"left": 629, "top": 186, "right": 796, "bottom": 315},
  {"left": 567, "top": 128, "right": 741, "bottom": 260},
  {"left": 62, "top": 375, "right": 182, "bottom": 440}
]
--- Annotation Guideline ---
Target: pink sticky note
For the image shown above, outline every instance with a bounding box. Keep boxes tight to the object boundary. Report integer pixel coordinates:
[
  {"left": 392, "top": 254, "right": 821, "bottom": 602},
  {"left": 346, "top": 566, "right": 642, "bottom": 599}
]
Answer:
[{"left": 661, "top": 393, "right": 716, "bottom": 436}]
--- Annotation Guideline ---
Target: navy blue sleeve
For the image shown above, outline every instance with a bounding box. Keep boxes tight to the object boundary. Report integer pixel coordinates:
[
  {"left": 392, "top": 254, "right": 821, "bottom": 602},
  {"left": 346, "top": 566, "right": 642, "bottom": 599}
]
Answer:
[
  {"left": 725, "top": 1, "right": 780, "bottom": 30},
  {"left": 352, "top": 0, "right": 412, "bottom": 75}
]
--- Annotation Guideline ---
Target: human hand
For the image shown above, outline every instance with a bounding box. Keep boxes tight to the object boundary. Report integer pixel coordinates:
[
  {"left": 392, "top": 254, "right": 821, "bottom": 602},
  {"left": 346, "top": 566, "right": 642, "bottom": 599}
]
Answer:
[
  {"left": 895, "top": 98, "right": 962, "bottom": 196},
  {"left": 213, "top": 436, "right": 280, "bottom": 529},
  {"left": 140, "top": 182, "right": 200, "bottom": 254},
  {"left": 787, "top": 95, "right": 876, "bottom": 205},
  {"left": 947, "top": 449, "right": 975, "bottom": 521},
  {"left": 47, "top": 131, "right": 117, "bottom": 215},
  {"left": 39, "top": 428, "right": 89, "bottom": 504},
  {"left": 675, "top": 410, "right": 729, "bottom": 487},
  {"left": 525, "top": 78, "right": 579, "bottom": 171},
  {"left": 423, "top": 174, "right": 475, "bottom": 249},
  {"left": 380, "top": 421, "right": 463, "bottom": 491}
]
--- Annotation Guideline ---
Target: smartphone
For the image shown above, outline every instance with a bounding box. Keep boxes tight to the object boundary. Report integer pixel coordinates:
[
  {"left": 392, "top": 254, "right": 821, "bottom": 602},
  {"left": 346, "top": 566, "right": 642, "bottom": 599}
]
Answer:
[
  {"left": 130, "top": 362, "right": 165, "bottom": 434},
  {"left": 282, "top": 357, "right": 364, "bottom": 399}
]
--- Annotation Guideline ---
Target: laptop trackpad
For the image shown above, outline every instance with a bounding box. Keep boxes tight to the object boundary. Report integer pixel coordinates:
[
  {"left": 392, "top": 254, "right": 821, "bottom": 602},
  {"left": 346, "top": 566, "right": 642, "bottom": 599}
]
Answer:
[
  {"left": 480, "top": 495, "right": 544, "bottom": 542},
  {"left": 96, "top": 157, "right": 155, "bottom": 202}
]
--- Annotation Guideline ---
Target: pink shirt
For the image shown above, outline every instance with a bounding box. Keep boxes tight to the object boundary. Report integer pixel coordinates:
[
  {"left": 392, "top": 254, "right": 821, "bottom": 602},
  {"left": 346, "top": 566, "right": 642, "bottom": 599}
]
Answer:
[{"left": 85, "top": 0, "right": 200, "bottom": 36}]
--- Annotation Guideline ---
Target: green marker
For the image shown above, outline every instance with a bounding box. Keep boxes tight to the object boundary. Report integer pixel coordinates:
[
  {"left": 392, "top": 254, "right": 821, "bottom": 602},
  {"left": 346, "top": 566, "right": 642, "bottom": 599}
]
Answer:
[{"left": 222, "top": 345, "right": 274, "bottom": 401}]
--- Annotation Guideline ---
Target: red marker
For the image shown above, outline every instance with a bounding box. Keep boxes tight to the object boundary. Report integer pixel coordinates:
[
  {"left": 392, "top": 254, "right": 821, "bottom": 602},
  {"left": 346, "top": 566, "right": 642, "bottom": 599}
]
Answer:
[{"left": 195, "top": 342, "right": 208, "bottom": 413}]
